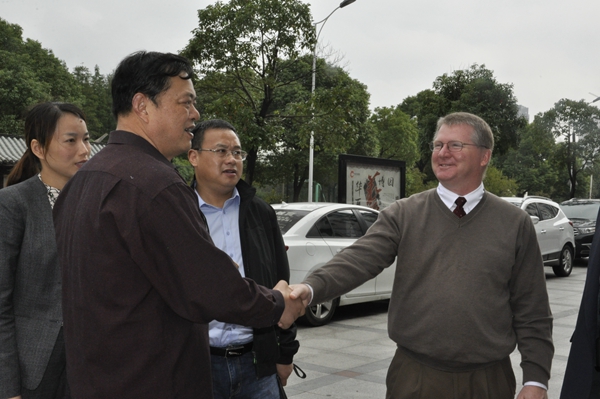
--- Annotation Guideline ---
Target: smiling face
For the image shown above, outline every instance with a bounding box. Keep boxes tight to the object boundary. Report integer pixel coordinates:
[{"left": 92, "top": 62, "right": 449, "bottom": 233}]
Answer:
[
  {"left": 431, "top": 123, "right": 491, "bottom": 195},
  {"left": 188, "top": 127, "right": 243, "bottom": 207},
  {"left": 33, "top": 112, "right": 91, "bottom": 190},
  {"left": 145, "top": 74, "right": 200, "bottom": 160}
]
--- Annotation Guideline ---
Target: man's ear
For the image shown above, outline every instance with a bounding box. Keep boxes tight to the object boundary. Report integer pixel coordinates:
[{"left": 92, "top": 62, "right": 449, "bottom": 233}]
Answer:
[
  {"left": 30, "top": 139, "right": 45, "bottom": 160},
  {"left": 132, "top": 93, "right": 150, "bottom": 122},
  {"left": 480, "top": 149, "right": 492, "bottom": 167},
  {"left": 188, "top": 148, "right": 198, "bottom": 167}
]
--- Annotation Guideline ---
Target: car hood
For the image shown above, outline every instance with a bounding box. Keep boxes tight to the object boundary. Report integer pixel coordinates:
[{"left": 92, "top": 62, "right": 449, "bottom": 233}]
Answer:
[{"left": 569, "top": 218, "right": 596, "bottom": 227}]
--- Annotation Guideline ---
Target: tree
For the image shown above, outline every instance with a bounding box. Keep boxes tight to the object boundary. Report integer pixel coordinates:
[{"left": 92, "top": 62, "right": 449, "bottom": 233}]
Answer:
[
  {"left": 482, "top": 165, "right": 519, "bottom": 197},
  {"left": 181, "top": 0, "right": 315, "bottom": 186},
  {"left": 0, "top": 18, "right": 83, "bottom": 134},
  {"left": 256, "top": 57, "right": 372, "bottom": 202},
  {"left": 537, "top": 99, "right": 600, "bottom": 198},
  {"left": 501, "top": 121, "right": 560, "bottom": 197},
  {"left": 400, "top": 64, "right": 525, "bottom": 184},
  {"left": 72, "top": 66, "right": 115, "bottom": 139},
  {"left": 369, "top": 106, "right": 419, "bottom": 166},
  {"left": 432, "top": 64, "right": 525, "bottom": 156}
]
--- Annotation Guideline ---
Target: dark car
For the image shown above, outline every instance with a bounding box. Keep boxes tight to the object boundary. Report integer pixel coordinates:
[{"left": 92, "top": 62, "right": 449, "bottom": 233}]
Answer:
[{"left": 560, "top": 199, "right": 600, "bottom": 258}]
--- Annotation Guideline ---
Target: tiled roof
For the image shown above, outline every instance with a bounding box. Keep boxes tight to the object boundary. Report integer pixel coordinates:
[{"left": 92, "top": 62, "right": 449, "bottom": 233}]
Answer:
[{"left": 0, "top": 134, "right": 105, "bottom": 165}]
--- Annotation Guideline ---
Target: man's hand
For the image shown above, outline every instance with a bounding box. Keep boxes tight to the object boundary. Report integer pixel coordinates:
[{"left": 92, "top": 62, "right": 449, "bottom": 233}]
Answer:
[
  {"left": 276, "top": 363, "right": 294, "bottom": 386},
  {"left": 274, "top": 280, "right": 305, "bottom": 329},
  {"left": 289, "top": 284, "right": 312, "bottom": 307},
  {"left": 516, "top": 385, "right": 547, "bottom": 399}
]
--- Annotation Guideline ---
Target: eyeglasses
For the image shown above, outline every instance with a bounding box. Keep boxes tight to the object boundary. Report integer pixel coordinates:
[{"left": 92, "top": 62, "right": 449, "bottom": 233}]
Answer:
[
  {"left": 193, "top": 148, "right": 248, "bottom": 161},
  {"left": 429, "top": 141, "right": 488, "bottom": 152}
]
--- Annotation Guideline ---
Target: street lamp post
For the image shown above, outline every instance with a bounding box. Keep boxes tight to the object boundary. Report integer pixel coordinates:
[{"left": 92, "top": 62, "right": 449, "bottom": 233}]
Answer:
[{"left": 308, "top": 0, "right": 356, "bottom": 202}]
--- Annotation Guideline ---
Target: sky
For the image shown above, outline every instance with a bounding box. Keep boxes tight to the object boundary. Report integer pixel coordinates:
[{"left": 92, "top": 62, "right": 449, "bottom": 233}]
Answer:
[{"left": 1, "top": 0, "right": 599, "bottom": 120}]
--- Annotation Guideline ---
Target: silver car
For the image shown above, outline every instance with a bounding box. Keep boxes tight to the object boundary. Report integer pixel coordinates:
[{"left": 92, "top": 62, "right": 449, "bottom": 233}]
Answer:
[
  {"left": 501, "top": 196, "right": 575, "bottom": 277},
  {"left": 271, "top": 202, "right": 397, "bottom": 326}
]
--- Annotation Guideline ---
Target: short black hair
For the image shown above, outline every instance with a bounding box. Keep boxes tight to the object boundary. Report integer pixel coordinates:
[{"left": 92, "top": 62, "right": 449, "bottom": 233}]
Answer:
[
  {"left": 111, "top": 51, "right": 195, "bottom": 119},
  {"left": 190, "top": 119, "right": 237, "bottom": 150}
]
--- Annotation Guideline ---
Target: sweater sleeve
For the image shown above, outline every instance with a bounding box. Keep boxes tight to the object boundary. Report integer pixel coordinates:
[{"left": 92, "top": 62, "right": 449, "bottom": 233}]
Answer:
[{"left": 509, "top": 214, "right": 554, "bottom": 386}]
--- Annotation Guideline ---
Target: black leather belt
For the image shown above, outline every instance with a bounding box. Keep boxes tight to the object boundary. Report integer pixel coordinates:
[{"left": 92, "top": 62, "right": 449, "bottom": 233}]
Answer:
[{"left": 210, "top": 342, "right": 253, "bottom": 357}]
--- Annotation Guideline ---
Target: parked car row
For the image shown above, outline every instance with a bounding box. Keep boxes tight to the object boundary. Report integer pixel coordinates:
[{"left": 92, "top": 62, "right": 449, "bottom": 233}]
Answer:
[{"left": 272, "top": 196, "right": 599, "bottom": 326}]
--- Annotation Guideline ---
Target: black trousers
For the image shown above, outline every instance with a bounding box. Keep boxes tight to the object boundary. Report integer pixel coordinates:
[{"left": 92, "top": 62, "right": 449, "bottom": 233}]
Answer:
[
  {"left": 21, "top": 327, "right": 70, "bottom": 399},
  {"left": 386, "top": 347, "right": 516, "bottom": 399}
]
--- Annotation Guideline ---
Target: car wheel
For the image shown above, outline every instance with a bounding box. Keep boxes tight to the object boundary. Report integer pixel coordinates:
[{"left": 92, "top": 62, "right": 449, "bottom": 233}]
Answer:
[
  {"left": 553, "top": 245, "right": 573, "bottom": 277},
  {"left": 301, "top": 297, "right": 340, "bottom": 327}
]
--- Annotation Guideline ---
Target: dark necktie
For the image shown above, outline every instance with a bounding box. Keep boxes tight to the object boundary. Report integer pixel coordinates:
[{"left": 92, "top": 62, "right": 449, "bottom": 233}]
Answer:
[{"left": 454, "top": 197, "right": 467, "bottom": 218}]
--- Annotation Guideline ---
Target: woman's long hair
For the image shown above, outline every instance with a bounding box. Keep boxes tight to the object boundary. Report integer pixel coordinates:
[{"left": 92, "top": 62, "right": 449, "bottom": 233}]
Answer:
[{"left": 6, "top": 102, "right": 87, "bottom": 187}]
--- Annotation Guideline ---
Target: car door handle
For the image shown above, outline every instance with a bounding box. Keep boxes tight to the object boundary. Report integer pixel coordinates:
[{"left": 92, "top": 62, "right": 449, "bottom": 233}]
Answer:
[
  {"left": 559, "top": 227, "right": 564, "bottom": 231},
  {"left": 540, "top": 230, "right": 547, "bottom": 234}
]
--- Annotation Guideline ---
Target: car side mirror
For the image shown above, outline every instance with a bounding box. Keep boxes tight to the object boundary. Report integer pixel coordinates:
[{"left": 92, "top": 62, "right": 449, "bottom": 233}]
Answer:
[{"left": 530, "top": 215, "right": 540, "bottom": 224}]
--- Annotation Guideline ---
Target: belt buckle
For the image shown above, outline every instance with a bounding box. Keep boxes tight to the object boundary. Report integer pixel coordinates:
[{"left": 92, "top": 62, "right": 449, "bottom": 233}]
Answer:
[{"left": 225, "top": 346, "right": 244, "bottom": 357}]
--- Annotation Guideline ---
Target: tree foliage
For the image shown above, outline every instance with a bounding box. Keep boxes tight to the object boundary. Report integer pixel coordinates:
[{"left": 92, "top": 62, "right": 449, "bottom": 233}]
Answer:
[
  {"left": 0, "top": 18, "right": 113, "bottom": 138},
  {"left": 400, "top": 64, "right": 526, "bottom": 186},
  {"left": 536, "top": 99, "right": 600, "bottom": 198},
  {"left": 369, "top": 106, "right": 419, "bottom": 166},
  {"left": 501, "top": 120, "right": 560, "bottom": 198},
  {"left": 181, "top": 0, "right": 315, "bottom": 185},
  {"left": 72, "top": 66, "right": 115, "bottom": 139}
]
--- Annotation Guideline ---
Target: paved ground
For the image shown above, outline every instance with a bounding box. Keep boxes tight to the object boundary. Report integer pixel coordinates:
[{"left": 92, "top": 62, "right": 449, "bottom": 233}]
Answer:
[{"left": 284, "top": 260, "right": 590, "bottom": 398}]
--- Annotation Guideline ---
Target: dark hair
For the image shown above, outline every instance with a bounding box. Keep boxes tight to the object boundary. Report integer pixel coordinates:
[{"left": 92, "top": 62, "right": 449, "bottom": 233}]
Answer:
[
  {"left": 190, "top": 119, "right": 237, "bottom": 149},
  {"left": 7, "top": 102, "right": 87, "bottom": 186},
  {"left": 111, "top": 51, "right": 195, "bottom": 118}
]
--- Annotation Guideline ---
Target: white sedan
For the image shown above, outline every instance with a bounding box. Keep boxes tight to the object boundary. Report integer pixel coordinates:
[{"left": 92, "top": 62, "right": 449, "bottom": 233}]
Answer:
[{"left": 271, "top": 202, "right": 396, "bottom": 326}]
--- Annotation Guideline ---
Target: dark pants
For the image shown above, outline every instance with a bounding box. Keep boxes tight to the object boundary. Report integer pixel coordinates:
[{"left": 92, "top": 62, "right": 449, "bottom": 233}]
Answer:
[
  {"left": 211, "top": 351, "right": 280, "bottom": 399},
  {"left": 22, "top": 327, "right": 70, "bottom": 399},
  {"left": 386, "top": 347, "right": 516, "bottom": 399}
]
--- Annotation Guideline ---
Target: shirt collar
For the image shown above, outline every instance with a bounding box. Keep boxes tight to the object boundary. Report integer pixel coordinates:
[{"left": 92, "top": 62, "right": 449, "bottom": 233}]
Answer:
[
  {"left": 196, "top": 186, "right": 240, "bottom": 210},
  {"left": 437, "top": 183, "right": 485, "bottom": 214}
]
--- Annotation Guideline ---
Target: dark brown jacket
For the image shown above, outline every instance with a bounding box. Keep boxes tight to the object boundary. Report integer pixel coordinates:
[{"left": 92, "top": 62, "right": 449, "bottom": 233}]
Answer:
[{"left": 54, "top": 131, "right": 284, "bottom": 398}]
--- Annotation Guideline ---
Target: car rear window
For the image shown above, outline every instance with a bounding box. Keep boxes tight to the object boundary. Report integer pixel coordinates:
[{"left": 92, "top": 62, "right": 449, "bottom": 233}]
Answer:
[
  {"left": 274, "top": 210, "right": 310, "bottom": 234},
  {"left": 561, "top": 203, "right": 600, "bottom": 219}
]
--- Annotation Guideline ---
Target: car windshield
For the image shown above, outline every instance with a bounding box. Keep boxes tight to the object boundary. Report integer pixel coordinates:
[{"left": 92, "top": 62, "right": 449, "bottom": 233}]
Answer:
[
  {"left": 274, "top": 209, "right": 310, "bottom": 234},
  {"left": 561, "top": 203, "right": 600, "bottom": 220}
]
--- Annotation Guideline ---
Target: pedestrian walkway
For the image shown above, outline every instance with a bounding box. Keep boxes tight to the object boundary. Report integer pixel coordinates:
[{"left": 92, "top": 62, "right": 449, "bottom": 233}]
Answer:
[{"left": 286, "top": 262, "right": 589, "bottom": 398}]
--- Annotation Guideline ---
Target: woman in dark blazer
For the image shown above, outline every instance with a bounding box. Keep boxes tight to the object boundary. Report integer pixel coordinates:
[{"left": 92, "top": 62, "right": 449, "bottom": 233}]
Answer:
[{"left": 0, "top": 102, "right": 90, "bottom": 399}]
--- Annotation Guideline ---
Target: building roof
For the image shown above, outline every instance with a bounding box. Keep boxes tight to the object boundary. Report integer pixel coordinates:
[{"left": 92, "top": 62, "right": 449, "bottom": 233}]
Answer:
[{"left": 0, "top": 134, "right": 105, "bottom": 165}]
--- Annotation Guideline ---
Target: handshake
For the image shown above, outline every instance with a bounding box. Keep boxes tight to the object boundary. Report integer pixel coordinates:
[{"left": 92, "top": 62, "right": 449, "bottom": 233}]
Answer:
[{"left": 273, "top": 281, "right": 313, "bottom": 329}]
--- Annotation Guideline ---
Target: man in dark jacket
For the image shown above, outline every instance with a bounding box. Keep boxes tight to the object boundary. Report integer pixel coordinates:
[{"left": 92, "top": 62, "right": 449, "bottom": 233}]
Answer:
[
  {"left": 188, "top": 119, "right": 299, "bottom": 398},
  {"left": 561, "top": 209, "right": 600, "bottom": 399}
]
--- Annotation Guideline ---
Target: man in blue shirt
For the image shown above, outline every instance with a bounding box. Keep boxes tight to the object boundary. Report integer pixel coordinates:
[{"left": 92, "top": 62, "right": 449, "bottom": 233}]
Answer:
[{"left": 188, "top": 119, "right": 298, "bottom": 398}]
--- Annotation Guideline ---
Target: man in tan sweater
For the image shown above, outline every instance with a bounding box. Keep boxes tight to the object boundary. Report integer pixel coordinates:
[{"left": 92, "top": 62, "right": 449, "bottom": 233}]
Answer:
[{"left": 290, "top": 112, "right": 553, "bottom": 399}]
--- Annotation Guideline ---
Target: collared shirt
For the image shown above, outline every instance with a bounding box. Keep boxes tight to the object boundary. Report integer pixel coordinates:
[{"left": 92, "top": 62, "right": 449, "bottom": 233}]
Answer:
[
  {"left": 195, "top": 188, "right": 254, "bottom": 347},
  {"left": 437, "top": 183, "right": 485, "bottom": 214}
]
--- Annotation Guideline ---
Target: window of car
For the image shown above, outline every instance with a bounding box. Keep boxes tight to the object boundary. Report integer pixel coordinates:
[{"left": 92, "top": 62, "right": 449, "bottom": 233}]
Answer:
[
  {"left": 537, "top": 203, "right": 559, "bottom": 220},
  {"left": 525, "top": 204, "right": 539, "bottom": 218},
  {"left": 561, "top": 202, "right": 600, "bottom": 219},
  {"left": 358, "top": 210, "right": 379, "bottom": 229},
  {"left": 274, "top": 210, "right": 310, "bottom": 234},
  {"left": 307, "top": 210, "right": 363, "bottom": 238}
]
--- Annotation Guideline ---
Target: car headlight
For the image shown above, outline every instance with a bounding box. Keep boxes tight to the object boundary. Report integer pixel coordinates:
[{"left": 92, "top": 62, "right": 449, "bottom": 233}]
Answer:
[{"left": 577, "top": 227, "right": 596, "bottom": 234}]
